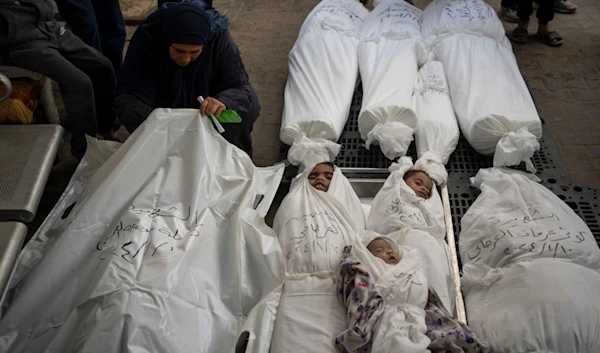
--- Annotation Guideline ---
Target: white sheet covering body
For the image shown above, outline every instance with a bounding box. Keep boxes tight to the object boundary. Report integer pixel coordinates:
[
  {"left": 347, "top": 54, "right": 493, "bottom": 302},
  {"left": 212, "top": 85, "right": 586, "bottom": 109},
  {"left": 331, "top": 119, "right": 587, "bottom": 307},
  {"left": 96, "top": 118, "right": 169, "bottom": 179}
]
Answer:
[
  {"left": 358, "top": 0, "right": 423, "bottom": 160},
  {"left": 462, "top": 259, "right": 600, "bottom": 353},
  {"left": 280, "top": 0, "right": 368, "bottom": 145},
  {"left": 421, "top": 0, "right": 506, "bottom": 43},
  {"left": 270, "top": 160, "right": 365, "bottom": 352},
  {"left": 459, "top": 168, "right": 600, "bottom": 271},
  {"left": 366, "top": 158, "right": 454, "bottom": 314},
  {"left": 352, "top": 233, "right": 430, "bottom": 352},
  {"left": 413, "top": 60, "right": 459, "bottom": 184},
  {"left": 422, "top": 0, "right": 541, "bottom": 170},
  {"left": 0, "top": 109, "right": 286, "bottom": 353}
]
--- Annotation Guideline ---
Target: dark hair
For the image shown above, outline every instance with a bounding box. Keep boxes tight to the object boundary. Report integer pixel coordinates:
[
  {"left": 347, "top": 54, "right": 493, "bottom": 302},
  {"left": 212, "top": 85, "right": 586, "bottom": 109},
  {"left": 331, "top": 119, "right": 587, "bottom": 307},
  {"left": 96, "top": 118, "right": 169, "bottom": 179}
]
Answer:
[{"left": 403, "top": 169, "right": 428, "bottom": 181}]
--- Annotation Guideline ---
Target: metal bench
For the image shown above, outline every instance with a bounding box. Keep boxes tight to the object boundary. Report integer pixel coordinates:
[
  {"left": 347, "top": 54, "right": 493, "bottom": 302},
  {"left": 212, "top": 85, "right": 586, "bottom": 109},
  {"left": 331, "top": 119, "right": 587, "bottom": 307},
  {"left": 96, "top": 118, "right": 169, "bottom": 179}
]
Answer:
[
  {"left": 0, "top": 124, "right": 64, "bottom": 222},
  {"left": 0, "top": 222, "right": 27, "bottom": 301}
]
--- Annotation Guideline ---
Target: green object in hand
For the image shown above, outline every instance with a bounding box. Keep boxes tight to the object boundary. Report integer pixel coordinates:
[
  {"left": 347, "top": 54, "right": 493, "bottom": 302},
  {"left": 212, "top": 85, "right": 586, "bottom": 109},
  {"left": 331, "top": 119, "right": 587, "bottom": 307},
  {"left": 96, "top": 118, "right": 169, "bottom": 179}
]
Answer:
[{"left": 216, "top": 109, "right": 242, "bottom": 123}]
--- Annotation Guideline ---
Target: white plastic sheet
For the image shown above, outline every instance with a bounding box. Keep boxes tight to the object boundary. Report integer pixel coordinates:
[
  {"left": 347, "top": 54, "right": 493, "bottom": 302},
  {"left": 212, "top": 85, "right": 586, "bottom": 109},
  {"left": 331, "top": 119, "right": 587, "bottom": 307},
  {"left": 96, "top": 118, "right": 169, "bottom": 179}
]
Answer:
[
  {"left": 358, "top": 0, "right": 424, "bottom": 160},
  {"left": 280, "top": 0, "right": 368, "bottom": 145},
  {"left": 0, "top": 109, "right": 285, "bottom": 353},
  {"left": 413, "top": 60, "right": 459, "bottom": 185},
  {"left": 270, "top": 143, "right": 365, "bottom": 352},
  {"left": 353, "top": 232, "right": 430, "bottom": 352},
  {"left": 459, "top": 168, "right": 600, "bottom": 271},
  {"left": 1, "top": 137, "right": 121, "bottom": 300},
  {"left": 366, "top": 157, "right": 454, "bottom": 313},
  {"left": 463, "top": 258, "right": 600, "bottom": 353}
]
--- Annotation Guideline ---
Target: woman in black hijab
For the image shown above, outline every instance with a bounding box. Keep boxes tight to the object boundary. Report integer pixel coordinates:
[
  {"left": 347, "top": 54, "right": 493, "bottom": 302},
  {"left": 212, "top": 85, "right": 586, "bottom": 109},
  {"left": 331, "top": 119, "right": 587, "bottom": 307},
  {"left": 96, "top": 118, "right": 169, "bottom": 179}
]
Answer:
[{"left": 115, "top": 0, "right": 260, "bottom": 156}]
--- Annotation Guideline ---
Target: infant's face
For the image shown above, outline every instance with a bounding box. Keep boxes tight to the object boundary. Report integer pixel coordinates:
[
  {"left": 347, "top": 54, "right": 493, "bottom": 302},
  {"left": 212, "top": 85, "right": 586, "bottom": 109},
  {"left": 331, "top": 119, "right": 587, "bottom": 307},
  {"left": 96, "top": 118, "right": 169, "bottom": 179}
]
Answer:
[
  {"left": 367, "top": 239, "right": 399, "bottom": 265},
  {"left": 405, "top": 171, "right": 433, "bottom": 199},
  {"left": 308, "top": 163, "right": 334, "bottom": 192}
]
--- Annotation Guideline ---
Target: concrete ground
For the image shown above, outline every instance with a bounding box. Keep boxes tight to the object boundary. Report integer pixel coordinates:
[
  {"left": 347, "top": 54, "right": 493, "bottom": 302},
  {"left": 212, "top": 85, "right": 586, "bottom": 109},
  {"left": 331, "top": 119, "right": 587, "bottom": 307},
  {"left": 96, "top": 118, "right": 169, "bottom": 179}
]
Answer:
[{"left": 29, "top": 0, "right": 600, "bottom": 238}]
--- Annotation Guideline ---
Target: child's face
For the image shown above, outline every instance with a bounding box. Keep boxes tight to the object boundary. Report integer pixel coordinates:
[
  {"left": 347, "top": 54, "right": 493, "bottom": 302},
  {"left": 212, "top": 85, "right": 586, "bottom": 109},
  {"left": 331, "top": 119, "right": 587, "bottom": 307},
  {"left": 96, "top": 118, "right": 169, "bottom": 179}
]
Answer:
[
  {"left": 405, "top": 171, "right": 433, "bottom": 199},
  {"left": 308, "top": 163, "right": 334, "bottom": 192},
  {"left": 367, "top": 238, "right": 399, "bottom": 265}
]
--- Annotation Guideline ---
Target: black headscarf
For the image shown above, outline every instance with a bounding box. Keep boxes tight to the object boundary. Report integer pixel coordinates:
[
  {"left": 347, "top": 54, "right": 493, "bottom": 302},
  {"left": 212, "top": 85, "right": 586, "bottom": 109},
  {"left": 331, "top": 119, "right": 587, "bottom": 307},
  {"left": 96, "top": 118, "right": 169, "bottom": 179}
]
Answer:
[{"left": 117, "top": 1, "right": 222, "bottom": 108}]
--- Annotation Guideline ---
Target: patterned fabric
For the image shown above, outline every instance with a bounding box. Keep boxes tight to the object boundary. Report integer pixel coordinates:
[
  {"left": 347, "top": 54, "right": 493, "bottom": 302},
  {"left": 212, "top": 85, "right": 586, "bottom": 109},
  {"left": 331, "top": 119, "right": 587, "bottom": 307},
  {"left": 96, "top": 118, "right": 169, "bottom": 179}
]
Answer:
[
  {"left": 425, "top": 290, "right": 490, "bottom": 353},
  {"left": 0, "top": 78, "right": 43, "bottom": 124},
  {"left": 335, "top": 245, "right": 385, "bottom": 353}
]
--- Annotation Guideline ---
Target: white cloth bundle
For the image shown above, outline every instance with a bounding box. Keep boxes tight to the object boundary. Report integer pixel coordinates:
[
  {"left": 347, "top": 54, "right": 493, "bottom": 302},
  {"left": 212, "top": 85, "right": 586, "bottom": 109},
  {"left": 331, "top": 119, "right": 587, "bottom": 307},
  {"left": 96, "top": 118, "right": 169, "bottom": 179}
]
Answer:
[
  {"left": 273, "top": 164, "right": 365, "bottom": 274},
  {"left": 413, "top": 60, "right": 459, "bottom": 185},
  {"left": 358, "top": 0, "right": 425, "bottom": 160},
  {"left": 431, "top": 35, "right": 542, "bottom": 171},
  {"left": 387, "top": 228, "right": 454, "bottom": 314},
  {"left": 422, "top": 0, "right": 541, "bottom": 171},
  {"left": 281, "top": 135, "right": 365, "bottom": 270},
  {"left": 280, "top": 0, "right": 368, "bottom": 145},
  {"left": 287, "top": 134, "right": 341, "bottom": 173},
  {"left": 459, "top": 168, "right": 600, "bottom": 271},
  {"left": 270, "top": 140, "right": 366, "bottom": 352},
  {"left": 463, "top": 258, "right": 600, "bottom": 353},
  {"left": 354, "top": 232, "right": 431, "bottom": 353},
  {"left": 366, "top": 157, "right": 454, "bottom": 313},
  {"left": 367, "top": 157, "right": 445, "bottom": 237},
  {"left": 269, "top": 273, "right": 348, "bottom": 353},
  {"left": 421, "top": 0, "right": 507, "bottom": 43},
  {"left": 0, "top": 109, "right": 286, "bottom": 353}
]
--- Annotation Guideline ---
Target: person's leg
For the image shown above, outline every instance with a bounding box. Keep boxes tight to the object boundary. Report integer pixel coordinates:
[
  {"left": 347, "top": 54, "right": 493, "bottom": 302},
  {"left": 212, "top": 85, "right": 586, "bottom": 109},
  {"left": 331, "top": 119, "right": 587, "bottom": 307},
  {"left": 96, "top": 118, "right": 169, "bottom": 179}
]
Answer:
[
  {"left": 500, "top": 0, "right": 519, "bottom": 23},
  {"left": 90, "top": 0, "right": 126, "bottom": 74},
  {"left": 537, "top": 0, "right": 556, "bottom": 27},
  {"left": 537, "top": 0, "right": 563, "bottom": 46},
  {"left": 220, "top": 87, "right": 260, "bottom": 157},
  {"left": 555, "top": 0, "right": 577, "bottom": 14},
  {"left": 57, "top": 30, "right": 117, "bottom": 136},
  {"left": 54, "top": 0, "right": 102, "bottom": 53},
  {"left": 516, "top": 0, "right": 533, "bottom": 24},
  {"left": 512, "top": 0, "right": 533, "bottom": 43},
  {"left": 7, "top": 40, "right": 97, "bottom": 154}
]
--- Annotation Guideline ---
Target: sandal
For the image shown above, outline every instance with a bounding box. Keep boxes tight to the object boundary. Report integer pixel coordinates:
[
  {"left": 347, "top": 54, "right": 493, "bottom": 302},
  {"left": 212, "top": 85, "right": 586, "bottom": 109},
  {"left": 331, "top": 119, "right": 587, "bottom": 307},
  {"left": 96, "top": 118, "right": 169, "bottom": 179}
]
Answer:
[
  {"left": 511, "top": 27, "right": 528, "bottom": 44},
  {"left": 537, "top": 31, "right": 563, "bottom": 47}
]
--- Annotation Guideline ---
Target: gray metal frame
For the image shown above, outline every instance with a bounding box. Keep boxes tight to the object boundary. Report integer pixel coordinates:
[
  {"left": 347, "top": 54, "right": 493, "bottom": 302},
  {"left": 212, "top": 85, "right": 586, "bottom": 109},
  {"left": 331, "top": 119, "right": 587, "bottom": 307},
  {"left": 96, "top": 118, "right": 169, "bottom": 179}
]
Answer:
[
  {"left": 0, "top": 73, "right": 12, "bottom": 102},
  {"left": 0, "top": 125, "right": 64, "bottom": 222},
  {"left": 0, "top": 222, "right": 27, "bottom": 304}
]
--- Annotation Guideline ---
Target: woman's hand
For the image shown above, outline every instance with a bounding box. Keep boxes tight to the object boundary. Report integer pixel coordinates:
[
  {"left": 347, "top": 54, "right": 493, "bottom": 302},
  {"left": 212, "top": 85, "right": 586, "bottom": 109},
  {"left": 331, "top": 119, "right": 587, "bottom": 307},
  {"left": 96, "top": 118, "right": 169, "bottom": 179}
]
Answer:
[{"left": 200, "top": 97, "right": 226, "bottom": 117}]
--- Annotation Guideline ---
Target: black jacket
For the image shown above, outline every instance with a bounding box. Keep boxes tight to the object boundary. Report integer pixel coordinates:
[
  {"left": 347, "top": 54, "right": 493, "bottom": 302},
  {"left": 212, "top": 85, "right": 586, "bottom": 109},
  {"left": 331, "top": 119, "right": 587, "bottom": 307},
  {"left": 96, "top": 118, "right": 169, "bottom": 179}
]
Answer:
[
  {"left": 0, "top": 0, "right": 59, "bottom": 51},
  {"left": 114, "top": 1, "right": 259, "bottom": 133}
]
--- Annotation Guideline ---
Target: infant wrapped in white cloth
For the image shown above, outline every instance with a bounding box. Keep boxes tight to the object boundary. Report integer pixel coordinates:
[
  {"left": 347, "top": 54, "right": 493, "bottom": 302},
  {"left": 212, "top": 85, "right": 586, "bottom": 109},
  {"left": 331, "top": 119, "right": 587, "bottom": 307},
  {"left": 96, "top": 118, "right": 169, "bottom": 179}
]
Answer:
[
  {"left": 367, "top": 157, "right": 454, "bottom": 313},
  {"left": 335, "top": 232, "right": 489, "bottom": 352},
  {"left": 270, "top": 135, "right": 366, "bottom": 352}
]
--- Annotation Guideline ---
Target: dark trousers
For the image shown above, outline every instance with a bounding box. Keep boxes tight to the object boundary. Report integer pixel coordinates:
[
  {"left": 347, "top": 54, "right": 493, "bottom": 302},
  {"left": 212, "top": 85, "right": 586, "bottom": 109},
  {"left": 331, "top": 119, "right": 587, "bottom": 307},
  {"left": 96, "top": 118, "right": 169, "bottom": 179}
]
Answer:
[
  {"left": 517, "top": 0, "right": 555, "bottom": 25},
  {"left": 501, "top": 0, "right": 517, "bottom": 8},
  {"left": 54, "top": 0, "right": 126, "bottom": 73},
  {"left": 157, "top": 0, "right": 213, "bottom": 8},
  {"left": 157, "top": 0, "right": 181, "bottom": 8},
  {"left": 7, "top": 30, "right": 117, "bottom": 153}
]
